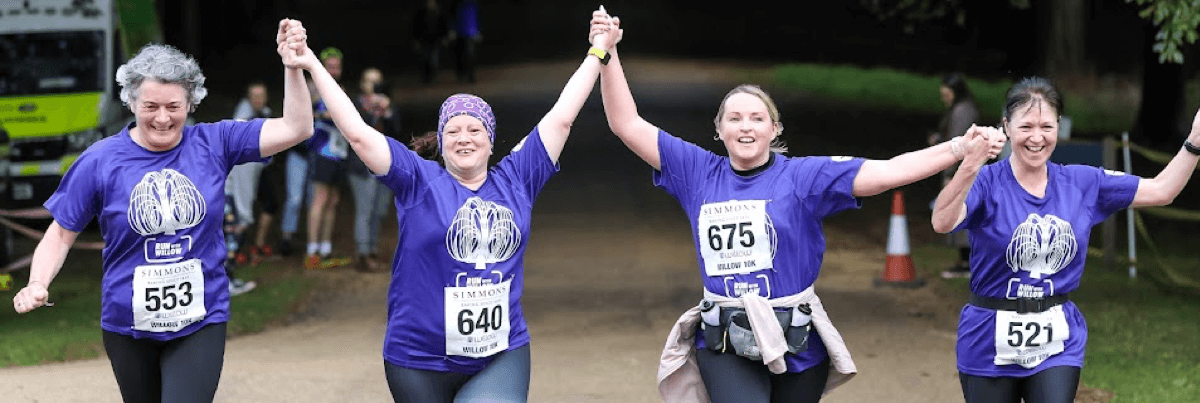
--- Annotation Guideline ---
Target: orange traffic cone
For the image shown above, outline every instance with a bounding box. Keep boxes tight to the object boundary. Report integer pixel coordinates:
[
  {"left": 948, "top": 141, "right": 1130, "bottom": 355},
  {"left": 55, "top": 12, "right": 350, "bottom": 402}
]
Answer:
[{"left": 875, "top": 191, "right": 925, "bottom": 288}]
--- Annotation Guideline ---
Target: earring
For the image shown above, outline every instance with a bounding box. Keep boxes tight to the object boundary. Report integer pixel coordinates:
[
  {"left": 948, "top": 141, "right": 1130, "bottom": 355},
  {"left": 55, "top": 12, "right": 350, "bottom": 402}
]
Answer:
[{"left": 713, "top": 134, "right": 721, "bottom": 141}]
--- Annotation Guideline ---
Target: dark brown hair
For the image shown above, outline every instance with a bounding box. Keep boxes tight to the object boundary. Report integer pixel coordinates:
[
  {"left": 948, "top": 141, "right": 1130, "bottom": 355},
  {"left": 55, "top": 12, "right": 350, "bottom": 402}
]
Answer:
[
  {"left": 410, "top": 131, "right": 440, "bottom": 161},
  {"left": 1004, "top": 77, "right": 1063, "bottom": 121}
]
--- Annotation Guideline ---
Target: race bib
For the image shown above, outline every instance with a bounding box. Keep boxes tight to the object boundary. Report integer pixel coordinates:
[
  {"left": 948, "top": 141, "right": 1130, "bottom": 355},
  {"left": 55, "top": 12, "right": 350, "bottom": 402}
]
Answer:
[
  {"left": 994, "top": 305, "right": 1070, "bottom": 368},
  {"left": 698, "top": 200, "right": 772, "bottom": 277},
  {"left": 445, "top": 280, "right": 511, "bottom": 357},
  {"left": 132, "top": 259, "right": 206, "bottom": 332}
]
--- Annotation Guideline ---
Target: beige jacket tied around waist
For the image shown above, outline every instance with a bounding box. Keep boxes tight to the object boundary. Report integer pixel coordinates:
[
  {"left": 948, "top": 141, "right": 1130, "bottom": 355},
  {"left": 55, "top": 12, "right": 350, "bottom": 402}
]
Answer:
[{"left": 657, "top": 286, "right": 857, "bottom": 402}]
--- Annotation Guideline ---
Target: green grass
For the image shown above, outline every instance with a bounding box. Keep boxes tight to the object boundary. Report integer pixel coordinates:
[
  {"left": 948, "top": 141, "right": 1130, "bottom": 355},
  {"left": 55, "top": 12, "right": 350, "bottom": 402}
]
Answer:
[
  {"left": 225, "top": 263, "right": 316, "bottom": 334},
  {"left": 770, "top": 64, "right": 1137, "bottom": 135},
  {"left": 913, "top": 241, "right": 1200, "bottom": 402},
  {"left": 0, "top": 274, "right": 104, "bottom": 366},
  {"left": 0, "top": 260, "right": 315, "bottom": 367}
]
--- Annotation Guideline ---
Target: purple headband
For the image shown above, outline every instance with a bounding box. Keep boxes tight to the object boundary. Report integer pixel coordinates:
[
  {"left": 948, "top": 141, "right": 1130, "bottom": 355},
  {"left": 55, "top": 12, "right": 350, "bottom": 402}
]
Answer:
[{"left": 437, "top": 94, "right": 496, "bottom": 145}]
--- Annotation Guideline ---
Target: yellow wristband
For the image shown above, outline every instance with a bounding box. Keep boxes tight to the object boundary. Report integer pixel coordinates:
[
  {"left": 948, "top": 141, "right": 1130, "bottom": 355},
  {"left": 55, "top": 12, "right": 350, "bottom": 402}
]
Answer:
[{"left": 588, "top": 47, "right": 610, "bottom": 65}]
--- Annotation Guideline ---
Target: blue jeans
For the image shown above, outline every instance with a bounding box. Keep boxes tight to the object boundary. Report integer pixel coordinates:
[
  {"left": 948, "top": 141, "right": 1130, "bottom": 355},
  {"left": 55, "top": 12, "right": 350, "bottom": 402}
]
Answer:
[
  {"left": 348, "top": 173, "right": 393, "bottom": 255},
  {"left": 281, "top": 151, "right": 310, "bottom": 236}
]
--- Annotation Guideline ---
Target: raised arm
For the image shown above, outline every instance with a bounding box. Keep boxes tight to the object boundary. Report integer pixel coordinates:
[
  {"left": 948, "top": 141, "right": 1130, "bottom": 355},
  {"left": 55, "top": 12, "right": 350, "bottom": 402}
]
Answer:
[
  {"left": 536, "top": 7, "right": 618, "bottom": 163},
  {"left": 1130, "top": 108, "right": 1200, "bottom": 207},
  {"left": 854, "top": 126, "right": 1005, "bottom": 197},
  {"left": 597, "top": 16, "right": 662, "bottom": 170},
  {"left": 287, "top": 22, "right": 392, "bottom": 175},
  {"left": 12, "top": 221, "right": 77, "bottom": 313},
  {"left": 931, "top": 128, "right": 998, "bottom": 233},
  {"left": 259, "top": 19, "right": 315, "bottom": 158}
]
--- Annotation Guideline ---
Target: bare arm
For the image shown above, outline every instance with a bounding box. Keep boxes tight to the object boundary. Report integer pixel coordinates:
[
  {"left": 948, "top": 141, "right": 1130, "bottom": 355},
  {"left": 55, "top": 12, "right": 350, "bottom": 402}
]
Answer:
[
  {"left": 1131, "top": 145, "right": 1200, "bottom": 207},
  {"left": 259, "top": 20, "right": 315, "bottom": 157},
  {"left": 536, "top": 8, "right": 621, "bottom": 163},
  {"left": 288, "top": 22, "right": 392, "bottom": 175},
  {"left": 1128, "top": 108, "right": 1200, "bottom": 206},
  {"left": 12, "top": 221, "right": 77, "bottom": 313},
  {"left": 536, "top": 56, "right": 603, "bottom": 164},
  {"left": 930, "top": 128, "right": 1002, "bottom": 232},
  {"left": 854, "top": 143, "right": 960, "bottom": 197},
  {"left": 856, "top": 126, "right": 1003, "bottom": 198},
  {"left": 598, "top": 18, "right": 661, "bottom": 170}
]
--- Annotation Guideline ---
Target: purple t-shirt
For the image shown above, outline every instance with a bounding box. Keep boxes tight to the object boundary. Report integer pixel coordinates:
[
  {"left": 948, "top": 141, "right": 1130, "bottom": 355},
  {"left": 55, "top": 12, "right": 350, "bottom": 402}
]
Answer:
[
  {"left": 953, "top": 158, "right": 1138, "bottom": 376},
  {"left": 45, "top": 119, "right": 264, "bottom": 341},
  {"left": 376, "top": 127, "right": 558, "bottom": 374},
  {"left": 654, "top": 131, "right": 865, "bottom": 373}
]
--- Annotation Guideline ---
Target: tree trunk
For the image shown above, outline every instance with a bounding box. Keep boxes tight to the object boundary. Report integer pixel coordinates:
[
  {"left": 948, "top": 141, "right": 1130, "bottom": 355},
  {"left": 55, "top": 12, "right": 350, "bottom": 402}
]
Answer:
[
  {"left": 1044, "top": 0, "right": 1088, "bottom": 77},
  {"left": 1133, "top": 22, "right": 1188, "bottom": 149}
]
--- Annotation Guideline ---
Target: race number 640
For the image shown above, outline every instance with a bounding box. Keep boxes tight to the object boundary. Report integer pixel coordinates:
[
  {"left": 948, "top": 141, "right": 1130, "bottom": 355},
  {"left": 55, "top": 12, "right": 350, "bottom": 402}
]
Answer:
[{"left": 457, "top": 305, "right": 503, "bottom": 335}]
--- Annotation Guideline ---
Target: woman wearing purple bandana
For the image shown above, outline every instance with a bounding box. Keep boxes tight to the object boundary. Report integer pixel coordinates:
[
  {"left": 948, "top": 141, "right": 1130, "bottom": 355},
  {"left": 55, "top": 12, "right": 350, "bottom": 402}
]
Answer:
[
  {"left": 591, "top": 10, "right": 1006, "bottom": 403},
  {"left": 283, "top": 10, "right": 617, "bottom": 403}
]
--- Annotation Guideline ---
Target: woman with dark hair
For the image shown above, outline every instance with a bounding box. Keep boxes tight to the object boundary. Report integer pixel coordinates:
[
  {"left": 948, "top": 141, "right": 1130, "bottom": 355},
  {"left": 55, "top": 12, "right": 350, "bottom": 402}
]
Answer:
[
  {"left": 929, "top": 72, "right": 981, "bottom": 279},
  {"left": 932, "top": 76, "right": 1200, "bottom": 403}
]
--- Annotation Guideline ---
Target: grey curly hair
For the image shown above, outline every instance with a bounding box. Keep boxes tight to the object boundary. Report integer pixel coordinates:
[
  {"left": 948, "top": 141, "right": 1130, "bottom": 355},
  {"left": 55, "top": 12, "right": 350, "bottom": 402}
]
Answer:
[{"left": 116, "top": 44, "right": 208, "bottom": 112}]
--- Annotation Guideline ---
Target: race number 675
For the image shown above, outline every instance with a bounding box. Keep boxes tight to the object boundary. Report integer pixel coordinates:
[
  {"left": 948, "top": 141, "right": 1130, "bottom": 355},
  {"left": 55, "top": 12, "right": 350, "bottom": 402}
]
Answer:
[{"left": 707, "top": 222, "right": 755, "bottom": 251}]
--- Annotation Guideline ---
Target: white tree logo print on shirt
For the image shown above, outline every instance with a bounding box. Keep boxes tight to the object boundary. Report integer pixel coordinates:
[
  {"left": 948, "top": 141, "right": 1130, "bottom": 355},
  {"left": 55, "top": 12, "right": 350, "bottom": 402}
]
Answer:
[
  {"left": 446, "top": 197, "right": 521, "bottom": 271},
  {"left": 1005, "top": 213, "right": 1077, "bottom": 279},
  {"left": 128, "top": 169, "right": 206, "bottom": 236}
]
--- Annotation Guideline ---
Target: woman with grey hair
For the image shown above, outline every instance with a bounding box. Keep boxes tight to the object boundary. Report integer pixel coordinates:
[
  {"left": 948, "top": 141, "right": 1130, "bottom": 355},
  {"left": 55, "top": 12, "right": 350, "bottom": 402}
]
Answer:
[{"left": 11, "top": 20, "right": 314, "bottom": 402}]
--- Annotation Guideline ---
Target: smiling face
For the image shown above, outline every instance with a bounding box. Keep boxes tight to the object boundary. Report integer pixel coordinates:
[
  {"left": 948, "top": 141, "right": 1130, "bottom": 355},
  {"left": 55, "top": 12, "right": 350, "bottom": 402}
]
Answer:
[
  {"left": 130, "top": 79, "right": 189, "bottom": 151},
  {"left": 717, "top": 92, "right": 780, "bottom": 170},
  {"left": 440, "top": 114, "right": 492, "bottom": 178},
  {"left": 1004, "top": 96, "right": 1059, "bottom": 171}
]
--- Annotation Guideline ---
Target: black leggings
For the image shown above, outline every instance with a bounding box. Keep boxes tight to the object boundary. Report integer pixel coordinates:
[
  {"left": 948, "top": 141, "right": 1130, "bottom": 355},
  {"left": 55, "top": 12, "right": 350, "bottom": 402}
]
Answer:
[
  {"left": 384, "top": 345, "right": 531, "bottom": 403},
  {"left": 102, "top": 322, "right": 227, "bottom": 403},
  {"left": 959, "top": 366, "right": 1081, "bottom": 403},
  {"left": 696, "top": 348, "right": 830, "bottom": 403}
]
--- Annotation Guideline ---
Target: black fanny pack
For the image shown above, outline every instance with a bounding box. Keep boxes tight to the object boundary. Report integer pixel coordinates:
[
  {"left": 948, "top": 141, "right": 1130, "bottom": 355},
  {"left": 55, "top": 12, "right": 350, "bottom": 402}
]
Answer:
[
  {"left": 699, "top": 300, "right": 812, "bottom": 361},
  {"left": 969, "top": 293, "right": 1070, "bottom": 314}
]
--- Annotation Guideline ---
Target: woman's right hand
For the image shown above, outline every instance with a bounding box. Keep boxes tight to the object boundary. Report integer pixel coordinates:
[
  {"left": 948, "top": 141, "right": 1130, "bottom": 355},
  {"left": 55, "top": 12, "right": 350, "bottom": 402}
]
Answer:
[
  {"left": 12, "top": 282, "right": 49, "bottom": 314},
  {"left": 961, "top": 125, "right": 1005, "bottom": 167}
]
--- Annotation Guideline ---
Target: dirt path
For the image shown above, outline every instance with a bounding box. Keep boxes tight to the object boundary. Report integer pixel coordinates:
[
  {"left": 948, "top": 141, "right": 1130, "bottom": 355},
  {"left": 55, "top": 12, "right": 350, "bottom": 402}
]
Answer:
[{"left": 1, "top": 59, "right": 968, "bottom": 402}]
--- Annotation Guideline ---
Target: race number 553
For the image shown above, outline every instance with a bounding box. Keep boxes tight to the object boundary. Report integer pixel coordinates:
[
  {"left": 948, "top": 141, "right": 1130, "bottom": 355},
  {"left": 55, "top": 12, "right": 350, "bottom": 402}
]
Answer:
[{"left": 143, "top": 282, "right": 194, "bottom": 311}]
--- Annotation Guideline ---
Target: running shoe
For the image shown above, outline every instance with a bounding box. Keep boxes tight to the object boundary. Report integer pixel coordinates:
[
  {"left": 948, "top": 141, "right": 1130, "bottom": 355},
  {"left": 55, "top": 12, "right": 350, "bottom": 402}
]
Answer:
[{"left": 229, "top": 278, "right": 257, "bottom": 296}]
